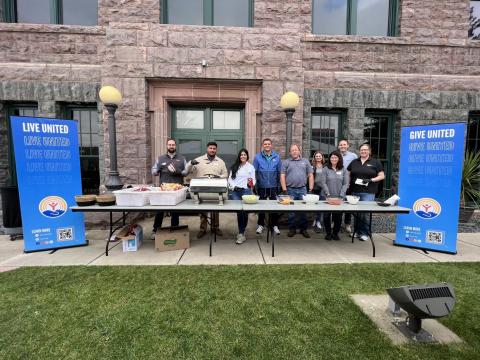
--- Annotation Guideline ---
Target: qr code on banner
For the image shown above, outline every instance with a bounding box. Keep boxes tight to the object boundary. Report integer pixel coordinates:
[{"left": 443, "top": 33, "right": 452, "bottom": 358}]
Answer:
[
  {"left": 57, "top": 227, "right": 73, "bottom": 242},
  {"left": 426, "top": 230, "right": 444, "bottom": 245}
]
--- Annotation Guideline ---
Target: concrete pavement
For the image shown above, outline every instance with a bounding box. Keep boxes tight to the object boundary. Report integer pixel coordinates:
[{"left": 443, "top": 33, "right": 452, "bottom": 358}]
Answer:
[{"left": 1, "top": 213, "right": 479, "bottom": 269}]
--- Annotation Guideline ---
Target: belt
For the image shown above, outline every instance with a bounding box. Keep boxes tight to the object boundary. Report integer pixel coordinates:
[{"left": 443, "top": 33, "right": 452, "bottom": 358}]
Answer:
[
  {"left": 287, "top": 186, "right": 306, "bottom": 189},
  {"left": 233, "top": 187, "right": 248, "bottom": 192}
]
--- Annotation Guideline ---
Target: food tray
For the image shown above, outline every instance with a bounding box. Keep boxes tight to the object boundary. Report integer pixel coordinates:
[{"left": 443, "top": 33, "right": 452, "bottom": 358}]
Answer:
[
  {"left": 149, "top": 187, "right": 188, "bottom": 206},
  {"left": 113, "top": 188, "right": 152, "bottom": 206}
]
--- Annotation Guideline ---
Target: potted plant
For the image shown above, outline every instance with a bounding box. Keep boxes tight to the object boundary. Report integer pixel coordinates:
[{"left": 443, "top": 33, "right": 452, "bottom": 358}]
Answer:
[{"left": 459, "top": 150, "right": 480, "bottom": 223}]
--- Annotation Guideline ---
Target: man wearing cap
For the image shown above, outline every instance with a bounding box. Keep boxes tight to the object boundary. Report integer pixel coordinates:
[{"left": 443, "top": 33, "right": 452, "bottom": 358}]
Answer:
[
  {"left": 185, "top": 141, "right": 228, "bottom": 239},
  {"left": 280, "top": 144, "right": 314, "bottom": 238}
]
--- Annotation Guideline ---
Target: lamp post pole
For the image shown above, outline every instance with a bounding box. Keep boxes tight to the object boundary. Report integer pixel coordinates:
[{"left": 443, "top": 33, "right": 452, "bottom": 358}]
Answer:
[
  {"left": 285, "top": 108, "right": 294, "bottom": 157},
  {"left": 105, "top": 104, "right": 122, "bottom": 190}
]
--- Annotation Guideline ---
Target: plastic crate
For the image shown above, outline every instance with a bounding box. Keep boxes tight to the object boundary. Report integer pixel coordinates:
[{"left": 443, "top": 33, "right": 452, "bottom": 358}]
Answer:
[
  {"left": 149, "top": 187, "right": 187, "bottom": 206},
  {"left": 113, "top": 188, "right": 151, "bottom": 206}
]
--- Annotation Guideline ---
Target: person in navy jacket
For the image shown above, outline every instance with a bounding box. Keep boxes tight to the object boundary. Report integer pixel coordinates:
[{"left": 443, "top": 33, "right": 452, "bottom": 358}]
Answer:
[{"left": 253, "top": 138, "right": 282, "bottom": 235}]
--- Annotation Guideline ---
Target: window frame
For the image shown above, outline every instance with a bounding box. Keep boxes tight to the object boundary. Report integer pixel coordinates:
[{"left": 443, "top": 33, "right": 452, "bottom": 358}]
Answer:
[
  {"left": 310, "top": 109, "right": 346, "bottom": 159},
  {"left": 5, "top": 103, "right": 38, "bottom": 186},
  {"left": 63, "top": 104, "right": 101, "bottom": 195},
  {"left": 312, "top": 0, "right": 399, "bottom": 36},
  {"left": 467, "top": 112, "right": 480, "bottom": 152},
  {"left": 162, "top": 0, "right": 254, "bottom": 27},
  {"left": 363, "top": 110, "right": 396, "bottom": 198},
  {"left": 2, "top": 0, "right": 98, "bottom": 25}
]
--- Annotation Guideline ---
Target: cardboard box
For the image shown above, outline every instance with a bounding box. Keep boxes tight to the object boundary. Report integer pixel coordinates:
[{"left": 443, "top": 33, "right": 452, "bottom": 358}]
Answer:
[
  {"left": 115, "top": 224, "right": 143, "bottom": 252},
  {"left": 155, "top": 225, "right": 190, "bottom": 252}
]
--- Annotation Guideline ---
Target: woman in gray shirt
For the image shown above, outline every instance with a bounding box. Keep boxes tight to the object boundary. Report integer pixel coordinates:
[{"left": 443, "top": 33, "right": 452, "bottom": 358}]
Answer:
[
  {"left": 320, "top": 150, "right": 350, "bottom": 240},
  {"left": 311, "top": 151, "right": 325, "bottom": 233}
]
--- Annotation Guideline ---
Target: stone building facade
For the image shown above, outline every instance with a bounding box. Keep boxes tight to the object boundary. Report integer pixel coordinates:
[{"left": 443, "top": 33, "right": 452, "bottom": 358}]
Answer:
[{"left": 1, "top": 0, "right": 479, "bottom": 200}]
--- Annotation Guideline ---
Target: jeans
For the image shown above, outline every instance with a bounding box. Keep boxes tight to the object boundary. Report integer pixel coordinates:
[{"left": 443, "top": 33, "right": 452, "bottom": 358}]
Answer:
[
  {"left": 229, "top": 188, "right": 252, "bottom": 234},
  {"left": 352, "top": 192, "right": 375, "bottom": 236},
  {"left": 153, "top": 212, "right": 179, "bottom": 231},
  {"left": 287, "top": 187, "right": 307, "bottom": 231},
  {"left": 257, "top": 187, "right": 279, "bottom": 228}
]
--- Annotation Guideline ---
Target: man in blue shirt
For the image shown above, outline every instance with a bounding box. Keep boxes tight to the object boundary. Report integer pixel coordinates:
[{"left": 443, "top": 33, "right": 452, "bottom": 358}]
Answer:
[{"left": 253, "top": 138, "right": 282, "bottom": 235}]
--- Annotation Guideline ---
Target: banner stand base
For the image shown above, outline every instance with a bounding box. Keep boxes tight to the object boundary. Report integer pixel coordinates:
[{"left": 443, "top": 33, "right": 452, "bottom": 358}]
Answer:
[
  {"left": 23, "top": 240, "right": 89, "bottom": 254},
  {"left": 393, "top": 242, "right": 457, "bottom": 255}
]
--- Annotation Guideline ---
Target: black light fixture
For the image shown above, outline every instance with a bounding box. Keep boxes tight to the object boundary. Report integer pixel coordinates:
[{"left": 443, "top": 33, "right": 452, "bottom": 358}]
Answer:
[
  {"left": 99, "top": 85, "right": 123, "bottom": 190},
  {"left": 387, "top": 282, "right": 455, "bottom": 333}
]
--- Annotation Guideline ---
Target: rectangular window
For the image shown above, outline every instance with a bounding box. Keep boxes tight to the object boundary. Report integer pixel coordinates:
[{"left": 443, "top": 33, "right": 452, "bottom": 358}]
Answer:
[
  {"left": 5, "top": 104, "right": 38, "bottom": 186},
  {"left": 467, "top": 113, "right": 480, "bottom": 152},
  {"left": 64, "top": 106, "right": 100, "bottom": 195},
  {"left": 163, "top": 0, "right": 252, "bottom": 27},
  {"left": 364, "top": 111, "right": 395, "bottom": 197},
  {"left": 312, "top": 0, "right": 398, "bottom": 36},
  {"left": 470, "top": 1, "right": 480, "bottom": 39},
  {"left": 310, "top": 111, "right": 345, "bottom": 158},
  {"left": 3, "top": 0, "right": 98, "bottom": 25}
]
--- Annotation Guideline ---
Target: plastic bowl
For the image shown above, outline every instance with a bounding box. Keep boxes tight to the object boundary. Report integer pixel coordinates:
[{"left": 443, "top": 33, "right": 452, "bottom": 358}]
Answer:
[
  {"left": 346, "top": 195, "right": 360, "bottom": 205},
  {"left": 326, "top": 197, "right": 343, "bottom": 205},
  {"left": 242, "top": 194, "right": 259, "bottom": 204},
  {"left": 303, "top": 194, "right": 319, "bottom": 203}
]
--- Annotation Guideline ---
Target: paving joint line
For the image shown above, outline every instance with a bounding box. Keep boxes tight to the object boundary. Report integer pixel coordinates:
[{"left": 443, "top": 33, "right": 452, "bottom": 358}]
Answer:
[
  {"left": 86, "top": 241, "right": 121, "bottom": 265},
  {"left": 256, "top": 237, "right": 266, "bottom": 264},
  {"left": 176, "top": 248, "right": 187, "bottom": 265}
]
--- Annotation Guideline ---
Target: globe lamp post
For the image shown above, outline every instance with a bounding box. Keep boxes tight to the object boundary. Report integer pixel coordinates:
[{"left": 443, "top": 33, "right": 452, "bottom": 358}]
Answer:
[
  {"left": 99, "top": 85, "right": 123, "bottom": 190},
  {"left": 280, "top": 91, "right": 300, "bottom": 156}
]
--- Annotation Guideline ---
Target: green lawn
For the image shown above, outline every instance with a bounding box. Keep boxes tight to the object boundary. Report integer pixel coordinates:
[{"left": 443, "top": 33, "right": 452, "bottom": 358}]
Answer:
[{"left": 1, "top": 263, "right": 480, "bottom": 359}]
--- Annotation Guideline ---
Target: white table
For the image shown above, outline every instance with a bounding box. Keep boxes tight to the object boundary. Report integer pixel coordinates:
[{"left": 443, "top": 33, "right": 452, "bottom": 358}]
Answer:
[
  {"left": 243, "top": 200, "right": 410, "bottom": 257},
  {"left": 72, "top": 200, "right": 410, "bottom": 257}
]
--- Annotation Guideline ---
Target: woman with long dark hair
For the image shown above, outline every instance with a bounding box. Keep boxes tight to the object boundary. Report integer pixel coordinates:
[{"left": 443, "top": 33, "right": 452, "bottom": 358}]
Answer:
[
  {"left": 311, "top": 151, "right": 325, "bottom": 233},
  {"left": 228, "top": 148, "right": 256, "bottom": 244},
  {"left": 320, "top": 150, "right": 350, "bottom": 240}
]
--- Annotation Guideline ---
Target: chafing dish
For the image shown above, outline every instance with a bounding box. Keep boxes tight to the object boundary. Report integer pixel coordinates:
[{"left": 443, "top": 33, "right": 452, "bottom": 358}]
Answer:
[{"left": 189, "top": 176, "right": 228, "bottom": 205}]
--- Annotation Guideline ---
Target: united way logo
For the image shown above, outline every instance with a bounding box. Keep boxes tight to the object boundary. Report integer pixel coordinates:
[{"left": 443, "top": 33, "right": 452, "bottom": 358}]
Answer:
[
  {"left": 39, "top": 196, "right": 67, "bottom": 218},
  {"left": 413, "top": 198, "right": 441, "bottom": 219}
]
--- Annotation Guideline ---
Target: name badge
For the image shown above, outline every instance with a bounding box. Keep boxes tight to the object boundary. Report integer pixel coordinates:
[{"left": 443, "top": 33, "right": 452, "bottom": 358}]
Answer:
[{"left": 336, "top": 171, "right": 342, "bottom": 175}]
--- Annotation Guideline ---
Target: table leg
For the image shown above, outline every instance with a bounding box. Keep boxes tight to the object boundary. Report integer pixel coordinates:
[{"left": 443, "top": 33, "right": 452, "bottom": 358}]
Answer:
[
  {"left": 266, "top": 213, "right": 270, "bottom": 244},
  {"left": 368, "top": 212, "right": 376, "bottom": 257},
  {"left": 106, "top": 211, "right": 113, "bottom": 256},
  {"left": 209, "top": 211, "right": 213, "bottom": 256}
]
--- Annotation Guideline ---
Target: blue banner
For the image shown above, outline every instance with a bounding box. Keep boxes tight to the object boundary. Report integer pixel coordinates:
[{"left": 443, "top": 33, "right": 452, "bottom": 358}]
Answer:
[
  {"left": 10, "top": 116, "right": 86, "bottom": 252},
  {"left": 395, "top": 123, "right": 465, "bottom": 254}
]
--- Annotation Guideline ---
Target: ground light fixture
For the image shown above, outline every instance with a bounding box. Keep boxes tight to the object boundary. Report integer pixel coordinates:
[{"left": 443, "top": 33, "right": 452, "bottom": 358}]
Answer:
[
  {"left": 387, "top": 282, "right": 456, "bottom": 333},
  {"left": 280, "top": 91, "right": 300, "bottom": 156},
  {"left": 99, "top": 85, "right": 123, "bottom": 190}
]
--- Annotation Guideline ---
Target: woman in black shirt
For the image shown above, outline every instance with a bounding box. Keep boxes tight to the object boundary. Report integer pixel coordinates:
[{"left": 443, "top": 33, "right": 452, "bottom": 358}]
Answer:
[{"left": 347, "top": 143, "right": 385, "bottom": 241}]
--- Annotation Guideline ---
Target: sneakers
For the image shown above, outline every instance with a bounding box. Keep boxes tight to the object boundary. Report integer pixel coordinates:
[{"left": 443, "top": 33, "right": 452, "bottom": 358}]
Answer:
[
  {"left": 314, "top": 220, "right": 322, "bottom": 233},
  {"left": 196, "top": 230, "right": 207, "bottom": 239},
  {"left": 359, "top": 234, "right": 369, "bottom": 241},
  {"left": 256, "top": 225, "right": 264, "bottom": 234},
  {"left": 345, "top": 224, "right": 352, "bottom": 234},
  {"left": 287, "top": 229, "right": 296, "bottom": 237},
  {"left": 150, "top": 231, "right": 156, "bottom": 240},
  {"left": 272, "top": 226, "right": 281, "bottom": 235},
  {"left": 301, "top": 230, "right": 311, "bottom": 238},
  {"left": 236, "top": 233, "right": 246, "bottom": 244},
  {"left": 332, "top": 233, "right": 340, "bottom": 241}
]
